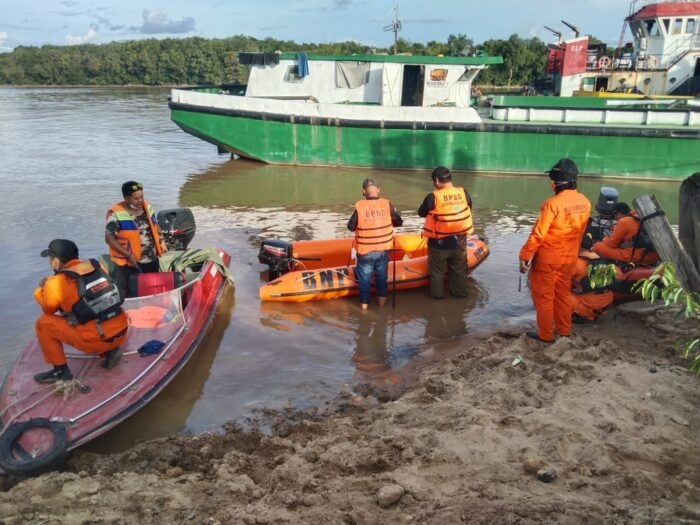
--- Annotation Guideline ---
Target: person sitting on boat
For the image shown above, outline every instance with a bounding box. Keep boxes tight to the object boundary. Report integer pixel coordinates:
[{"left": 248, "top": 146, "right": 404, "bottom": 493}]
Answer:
[
  {"left": 418, "top": 166, "right": 474, "bottom": 300},
  {"left": 105, "top": 181, "right": 167, "bottom": 298},
  {"left": 347, "top": 178, "right": 403, "bottom": 310},
  {"left": 33, "top": 239, "right": 128, "bottom": 383},
  {"left": 569, "top": 251, "right": 614, "bottom": 324},
  {"left": 591, "top": 202, "right": 659, "bottom": 265},
  {"left": 519, "top": 158, "right": 592, "bottom": 343}
]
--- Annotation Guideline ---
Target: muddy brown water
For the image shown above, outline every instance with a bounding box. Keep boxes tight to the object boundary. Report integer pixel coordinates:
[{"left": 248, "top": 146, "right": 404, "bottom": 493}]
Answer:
[{"left": 0, "top": 87, "right": 682, "bottom": 451}]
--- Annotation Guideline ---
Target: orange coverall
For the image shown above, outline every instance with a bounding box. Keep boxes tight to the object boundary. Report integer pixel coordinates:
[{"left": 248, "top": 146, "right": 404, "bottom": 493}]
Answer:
[
  {"left": 34, "top": 259, "right": 129, "bottom": 366},
  {"left": 592, "top": 213, "right": 659, "bottom": 265},
  {"left": 569, "top": 257, "right": 613, "bottom": 321},
  {"left": 520, "top": 189, "right": 591, "bottom": 341}
]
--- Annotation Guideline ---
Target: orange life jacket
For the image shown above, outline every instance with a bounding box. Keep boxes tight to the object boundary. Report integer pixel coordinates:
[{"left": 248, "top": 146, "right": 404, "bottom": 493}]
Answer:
[
  {"left": 107, "top": 201, "right": 164, "bottom": 266},
  {"left": 422, "top": 186, "right": 474, "bottom": 239},
  {"left": 354, "top": 198, "right": 394, "bottom": 255}
]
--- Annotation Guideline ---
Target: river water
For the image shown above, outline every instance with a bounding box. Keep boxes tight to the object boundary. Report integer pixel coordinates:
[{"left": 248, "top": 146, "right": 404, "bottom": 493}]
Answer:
[{"left": 0, "top": 87, "right": 683, "bottom": 450}]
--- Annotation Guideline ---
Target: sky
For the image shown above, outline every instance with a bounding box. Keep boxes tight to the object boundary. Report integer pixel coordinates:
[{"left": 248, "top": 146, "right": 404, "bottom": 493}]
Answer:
[{"left": 1, "top": 0, "right": 639, "bottom": 52}]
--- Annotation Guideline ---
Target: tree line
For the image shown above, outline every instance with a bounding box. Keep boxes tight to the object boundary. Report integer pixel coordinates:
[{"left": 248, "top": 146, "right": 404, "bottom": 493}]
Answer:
[{"left": 0, "top": 33, "right": 554, "bottom": 87}]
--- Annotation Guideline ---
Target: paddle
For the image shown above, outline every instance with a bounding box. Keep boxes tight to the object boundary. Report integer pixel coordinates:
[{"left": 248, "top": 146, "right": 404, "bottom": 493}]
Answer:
[{"left": 392, "top": 242, "right": 397, "bottom": 309}]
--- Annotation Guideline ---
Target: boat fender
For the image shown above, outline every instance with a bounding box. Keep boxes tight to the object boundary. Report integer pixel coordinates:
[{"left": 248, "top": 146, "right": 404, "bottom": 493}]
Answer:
[{"left": 0, "top": 418, "right": 68, "bottom": 475}]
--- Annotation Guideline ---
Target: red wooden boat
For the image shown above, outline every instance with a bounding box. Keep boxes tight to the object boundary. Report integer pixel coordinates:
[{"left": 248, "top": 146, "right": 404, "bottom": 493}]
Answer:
[{"left": 0, "top": 247, "right": 232, "bottom": 475}]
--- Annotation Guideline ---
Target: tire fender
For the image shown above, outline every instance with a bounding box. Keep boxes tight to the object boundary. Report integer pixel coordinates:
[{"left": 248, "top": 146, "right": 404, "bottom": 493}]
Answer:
[{"left": 0, "top": 418, "right": 68, "bottom": 475}]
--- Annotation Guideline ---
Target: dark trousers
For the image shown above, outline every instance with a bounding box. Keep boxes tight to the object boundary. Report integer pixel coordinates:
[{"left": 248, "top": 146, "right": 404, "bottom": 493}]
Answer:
[
  {"left": 428, "top": 247, "right": 469, "bottom": 299},
  {"left": 112, "top": 260, "right": 160, "bottom": 298}
]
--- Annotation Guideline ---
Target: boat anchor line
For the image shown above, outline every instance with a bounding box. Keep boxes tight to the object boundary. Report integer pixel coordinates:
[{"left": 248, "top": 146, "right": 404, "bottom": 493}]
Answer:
[
  {"left": 1, "top": 266, "right": 228, "bottom": 433},
  {"left": 0, "top": 389, "right": 57, "bottom": 437},
  {"left": 0, "top": 325, "right": 184, "bottom": 433},
  {"left": 0, "top": 295, "right": 190, "bottom": 431}
]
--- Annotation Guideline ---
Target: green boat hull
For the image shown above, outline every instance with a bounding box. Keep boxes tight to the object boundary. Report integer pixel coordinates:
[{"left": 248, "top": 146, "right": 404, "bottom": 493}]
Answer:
[{"left": 170, "top": 105, "right": 700, "bottom": 181}]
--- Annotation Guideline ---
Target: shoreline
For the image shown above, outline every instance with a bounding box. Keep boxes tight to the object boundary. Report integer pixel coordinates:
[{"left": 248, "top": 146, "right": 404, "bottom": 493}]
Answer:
[{"left": 1, "top": 302, "right": 699, "bottom": 523}]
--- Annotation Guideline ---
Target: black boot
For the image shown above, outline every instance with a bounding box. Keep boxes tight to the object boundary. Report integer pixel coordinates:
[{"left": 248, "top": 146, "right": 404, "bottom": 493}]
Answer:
[
  {"left": 101, "top": 347, "right": 123, "bottom": 369},
  {"left": 34, "top": 364, "right": 73, "bottom": 384}
]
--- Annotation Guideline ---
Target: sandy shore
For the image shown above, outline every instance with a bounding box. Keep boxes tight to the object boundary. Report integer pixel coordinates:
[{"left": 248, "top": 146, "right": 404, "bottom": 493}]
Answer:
[{"left": 1, "top": 301, "right": 699, "bottom": 524}]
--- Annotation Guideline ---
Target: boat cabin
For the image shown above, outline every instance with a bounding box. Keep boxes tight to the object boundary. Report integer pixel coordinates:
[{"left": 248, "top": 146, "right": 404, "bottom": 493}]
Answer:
[
  {"left": 546, "top": 0, "right": 700, "bottom": 97},
  {"left": 240, "top": 52, "right": 502, "bottom": 108}
]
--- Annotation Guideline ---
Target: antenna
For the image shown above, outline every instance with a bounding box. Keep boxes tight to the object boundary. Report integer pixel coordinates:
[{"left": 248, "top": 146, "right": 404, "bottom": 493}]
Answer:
[
  {"left": 561, "top": 20, "right": 580, "bottom": 38},
  {"left": 544, "top": 25, "right": 562, "bottom": 41},
  {"left": 383, "top": 2, "right": 402, "bottom": 54}
]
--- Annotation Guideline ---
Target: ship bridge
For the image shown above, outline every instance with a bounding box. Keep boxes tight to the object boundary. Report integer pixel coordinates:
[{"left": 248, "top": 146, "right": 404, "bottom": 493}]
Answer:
[{"left": 626, "top": 0, "right": 700, "bottom": 95}]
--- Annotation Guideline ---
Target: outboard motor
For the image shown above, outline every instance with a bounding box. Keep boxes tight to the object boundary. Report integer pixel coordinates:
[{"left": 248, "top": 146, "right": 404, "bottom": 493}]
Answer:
[
  {"left": 586, "top": 187, "right": 619, "bottom": 242},
  {"left": 258, "top": 239, "right": 294, "bottom": 280},
  {"left": 157, "top": 208, "right": 196, "bottom": 251},
  {"left": 595, "top": 187, "right": 619, "bottom": 217}
]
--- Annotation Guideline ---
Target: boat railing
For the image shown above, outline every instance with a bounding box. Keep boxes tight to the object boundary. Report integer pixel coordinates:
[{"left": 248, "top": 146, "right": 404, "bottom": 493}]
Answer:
[{"left": 663, "top": 34, "right": 699, "bottom": 68}]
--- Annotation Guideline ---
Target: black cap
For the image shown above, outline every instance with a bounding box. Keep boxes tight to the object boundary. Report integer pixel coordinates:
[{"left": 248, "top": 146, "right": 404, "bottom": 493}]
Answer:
[
  {"left": 431, "top": 166, "right": 452, "bottom": 182},
  {"left": 362, "top": 178, "right": 378, "bottom": 190},
  {"left": 40, "top": 239, "right": 79, "bottom": 261},
  {"left": 546, "top": 158, "right": 578, "bottom": 182},
  {"left": 122, "top": 180, "right": 144, "bottom": 197},
  {"left": 613, "top": 202, "right": 631, "bottom": 214}
]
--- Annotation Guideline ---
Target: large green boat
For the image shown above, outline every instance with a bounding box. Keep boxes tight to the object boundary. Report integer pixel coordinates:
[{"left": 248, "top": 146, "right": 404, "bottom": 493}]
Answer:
[{"left": 169, "top": 1, "right": 700, "bottom": 180}]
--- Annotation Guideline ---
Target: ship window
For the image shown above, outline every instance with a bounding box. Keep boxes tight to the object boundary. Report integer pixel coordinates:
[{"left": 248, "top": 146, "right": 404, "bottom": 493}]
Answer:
[
  {"left": 672, "top": 18, "right": 683, "bottom": 35},
  {"left": 284, "top": 66, "right": 303, "bottom": 83},
  {"left": 661, "top": 18, "right": 670, "bottom": 34},
  {"left": 687, "top": 19, "right": 696, "bottom": 34},
  {"left": 645, "top": 19, "right": 660, "bottom": 36}
]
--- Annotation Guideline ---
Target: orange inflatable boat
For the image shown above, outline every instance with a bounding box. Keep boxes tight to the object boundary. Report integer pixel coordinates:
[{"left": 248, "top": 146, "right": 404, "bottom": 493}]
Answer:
[{"left": 258, "top": 233, "right": 489, "bottom": 302}]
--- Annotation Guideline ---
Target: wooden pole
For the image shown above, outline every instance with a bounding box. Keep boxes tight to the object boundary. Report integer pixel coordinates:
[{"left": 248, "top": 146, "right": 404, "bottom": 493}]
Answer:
[
  {"left": 633, "top": 194, "right": 700, "bottom": 292},
  {"left": 679, "top": 173, "right": 700, "bottom": 273}
]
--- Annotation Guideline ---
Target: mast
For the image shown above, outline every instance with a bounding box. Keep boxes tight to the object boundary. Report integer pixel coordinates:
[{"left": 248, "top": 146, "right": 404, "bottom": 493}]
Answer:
[{"left": 383, "top": 2, "right": 402, "bottom": 54}]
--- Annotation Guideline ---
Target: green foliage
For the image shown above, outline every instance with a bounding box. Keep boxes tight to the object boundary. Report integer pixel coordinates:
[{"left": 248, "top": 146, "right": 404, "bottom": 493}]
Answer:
[
  {"left": 477, "top": 35, "right": 547, "bottom": 86},
  {"left": 0, "top": 32, "right": 549, "bottom": 87},
  {"left": 587, "top": 263, "right": 617, "bottom": 289},
  {"left": 634, "top": 263, "right": 700, "bottom": 374}
]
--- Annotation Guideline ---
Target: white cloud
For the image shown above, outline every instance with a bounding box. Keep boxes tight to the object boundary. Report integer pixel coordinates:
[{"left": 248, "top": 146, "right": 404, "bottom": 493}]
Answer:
[
  {"left": 138, "top": 10, "right": 196, "bottom": 35},
  {"left": 0, "top": 31, "right": 7, "bottom": 46},
  {"left": 64, "top": 26, "right": 97, "bottom": 45}
]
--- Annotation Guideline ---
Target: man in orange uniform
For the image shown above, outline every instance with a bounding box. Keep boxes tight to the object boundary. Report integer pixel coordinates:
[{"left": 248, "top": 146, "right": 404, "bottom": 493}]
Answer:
[
  {"left": 418, "top": 166, "right": 474, "bottom": 299},
  {"left": 519, "top": 159, "right": 592, "bottom": 343},
  {"left": 592, "top": 202, "right": 659, "bottom": 265},
  {"left": 34, "top": 239, "right": 129, "bottom": 383},
  {"left": 105, "top": 181, "right": 167, "bottom": 298},
  {"left": 347, "top": 178, "right": 403, "bottom": 310},
  {"left": 569, "top": 252, "right": 614, "bottom": 323}
]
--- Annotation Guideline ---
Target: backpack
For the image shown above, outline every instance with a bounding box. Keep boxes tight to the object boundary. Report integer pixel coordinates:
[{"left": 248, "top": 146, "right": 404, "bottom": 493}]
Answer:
[
  {"left": 632, "top": 216, "right": 654, "bottom": 251},
  {"left": 61, "top": 259, "right": 124, "bottom": 325}
]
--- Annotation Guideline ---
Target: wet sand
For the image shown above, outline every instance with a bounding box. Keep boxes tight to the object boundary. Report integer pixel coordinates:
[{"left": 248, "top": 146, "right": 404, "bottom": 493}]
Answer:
[{"left": 2, "top": 301, "right": 699, "bottom": 524}]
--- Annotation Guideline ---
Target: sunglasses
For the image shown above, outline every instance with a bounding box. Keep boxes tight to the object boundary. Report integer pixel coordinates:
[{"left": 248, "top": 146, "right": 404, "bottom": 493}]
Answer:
[{"left": 130, "top": 183, "right": 144, "bottom": 191}]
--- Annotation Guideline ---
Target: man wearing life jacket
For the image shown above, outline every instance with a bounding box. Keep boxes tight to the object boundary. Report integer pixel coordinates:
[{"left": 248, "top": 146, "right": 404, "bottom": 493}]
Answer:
[
  {"left": 592, "top": 202, "right": 659, "bottom": 265},
  {"left": 418, "top": 166, "right": 474, "bottom": 299},
  {"left": 569, "top": 251, "right": 614, "bottom": 323},
  {"left": 34, "top": 239, "right": 129, "bottom": 383},
  {"left": 105, "top": 181, "right": 167, "bottom": 298},
  {"left": 347, "top": 178, "right": 403, "bottom": 310},
  {"left": 519, "top": 159, "right": 592, "bottom": 343}
]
